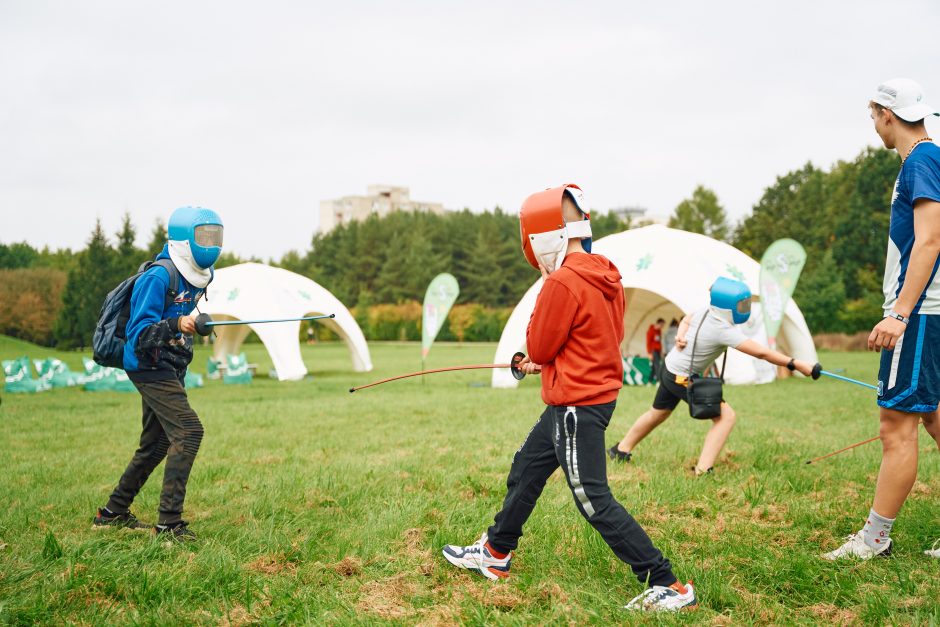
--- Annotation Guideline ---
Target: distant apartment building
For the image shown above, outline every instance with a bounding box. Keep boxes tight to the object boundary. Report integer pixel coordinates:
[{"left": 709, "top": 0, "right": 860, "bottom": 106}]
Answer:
[
  {"left": 318, "top": 185, "right": 445, "bottom": 233},
  {"left": 609, "top": 205, "right": 669, "bottom": 226}
]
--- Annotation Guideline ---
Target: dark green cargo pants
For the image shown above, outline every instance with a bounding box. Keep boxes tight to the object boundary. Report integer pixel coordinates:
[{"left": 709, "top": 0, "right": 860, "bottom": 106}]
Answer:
[{"left": 106, "top": 377, "right": 204, "bottom": 525}]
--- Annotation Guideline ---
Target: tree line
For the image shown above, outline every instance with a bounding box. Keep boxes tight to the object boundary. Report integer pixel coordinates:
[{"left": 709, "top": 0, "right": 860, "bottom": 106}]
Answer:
[{"left": 0, "top": 145, "right": 899, "bottom": 348}]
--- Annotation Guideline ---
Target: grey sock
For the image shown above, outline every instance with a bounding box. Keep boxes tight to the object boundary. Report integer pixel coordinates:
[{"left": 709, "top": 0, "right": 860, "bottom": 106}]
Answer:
[{"left": 862, "top": 509, "right": 894, "bottom": 549}]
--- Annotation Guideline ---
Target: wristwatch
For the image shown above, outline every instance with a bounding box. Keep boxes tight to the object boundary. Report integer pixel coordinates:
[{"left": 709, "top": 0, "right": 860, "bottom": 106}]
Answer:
[
  {"left": 887, "top": 310, "right": 910, "bottom": 325},
  {"left": 786, "top": 358, "right": 796, "bottom": 372}
]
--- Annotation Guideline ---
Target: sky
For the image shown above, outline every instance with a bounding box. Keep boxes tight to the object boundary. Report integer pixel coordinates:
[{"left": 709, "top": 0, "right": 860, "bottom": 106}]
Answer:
[{"left": 2, "top": 1, "right": 939, "bottom": 259}]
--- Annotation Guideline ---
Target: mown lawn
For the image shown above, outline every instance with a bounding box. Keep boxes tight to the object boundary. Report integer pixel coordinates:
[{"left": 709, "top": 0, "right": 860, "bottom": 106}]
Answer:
[{"left": 0, "top": 338, "right": 938, "bottom": 625}]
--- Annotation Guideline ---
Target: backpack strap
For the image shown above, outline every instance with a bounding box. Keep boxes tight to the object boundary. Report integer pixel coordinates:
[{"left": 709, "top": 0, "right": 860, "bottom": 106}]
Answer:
[{"left": 149, "top": 258, "right": 180, "bottom": 307}]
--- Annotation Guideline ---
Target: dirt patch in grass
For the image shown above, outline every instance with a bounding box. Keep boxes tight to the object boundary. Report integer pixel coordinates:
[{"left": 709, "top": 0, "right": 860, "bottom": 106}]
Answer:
[
  {"left": 65, "top": 585, "right": 122, "bottom": 613},
  {"left": 415, "top": 609, "right": 462, "bottom": 627},
  {"left": 750, "top": 503, "right": 789, "bottom": 523},
  {"left": 400, "top": 527, "right": 425, "bottom": 552},
  {"left": 910, "top": 480, "right": 933, "bottom": 496},
  {"left": 534, "top": 581, "right": 569, "bottom": 607},
  {"left": 332, "top": 556, "right": 363, "bottom": 577},
  {"left": 219, "top": 604, "right": 253, "bottom": 627},
  {"left": 244, "top": 553, "right": 297, "bottom": 576},
  {"left": 398, "top": 527, "right": 435, "bottom": 576},
  {"left": 356, "top": 573, "right": 417, "bottom": 619},
  {"left": 805, "top": 603, "right": 859, "bottom": 623},
  {"left": 474, "top": 584, "right": 525, "bottom": 610}
]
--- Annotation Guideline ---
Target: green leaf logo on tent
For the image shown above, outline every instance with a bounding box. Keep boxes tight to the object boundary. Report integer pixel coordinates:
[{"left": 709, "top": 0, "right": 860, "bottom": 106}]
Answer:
[
  {"left": 227, "top": 288, "right": 239, "bottom": 301},
  {"left": 636, "top": 254, "right": 653, "bottom": 271},
  {"left": 725, "top": 264, "right": 745, "bottom": 282}
]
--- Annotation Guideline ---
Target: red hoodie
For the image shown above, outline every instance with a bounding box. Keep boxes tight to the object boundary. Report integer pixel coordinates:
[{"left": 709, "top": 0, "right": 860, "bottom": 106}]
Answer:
[{"left": 526, "top": 252, "right": 624, "bottom": 406}]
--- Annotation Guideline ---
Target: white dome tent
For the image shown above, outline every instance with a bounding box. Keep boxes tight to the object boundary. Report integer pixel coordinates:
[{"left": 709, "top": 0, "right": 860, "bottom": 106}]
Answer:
[
  {"left": 492, "top": 225, "right": 817, "bottom": 388},
  {"left": 198, "top": 263, "right": 372, "bottom": 381}
]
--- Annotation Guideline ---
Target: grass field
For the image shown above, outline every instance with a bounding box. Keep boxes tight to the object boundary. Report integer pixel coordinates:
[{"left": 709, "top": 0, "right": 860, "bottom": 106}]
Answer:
[{"left": 1, "top": 337, "right": 938, "bottom": 625}]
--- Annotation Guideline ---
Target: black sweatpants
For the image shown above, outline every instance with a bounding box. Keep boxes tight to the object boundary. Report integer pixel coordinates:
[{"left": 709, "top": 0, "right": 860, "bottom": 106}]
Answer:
[
  {"left": 487, "top": 402, "right": 676, "bottom": 587},
  {"left": 106, "top": 377, "right": 204, "bottom": 525}
]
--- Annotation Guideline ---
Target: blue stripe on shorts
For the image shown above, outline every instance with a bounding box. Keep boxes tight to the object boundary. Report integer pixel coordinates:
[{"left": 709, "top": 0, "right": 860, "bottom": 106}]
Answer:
[{"left": 877, "top": 313, "right": 940, "bottom": 413}]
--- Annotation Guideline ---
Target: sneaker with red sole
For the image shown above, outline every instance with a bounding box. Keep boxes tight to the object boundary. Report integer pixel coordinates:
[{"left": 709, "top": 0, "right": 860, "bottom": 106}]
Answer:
[
  {"left": 625, "top": 581, "right": 698, "bottom": 612},
  {"left": 442, "top": 533, "right": 511, "bottom": 581}
]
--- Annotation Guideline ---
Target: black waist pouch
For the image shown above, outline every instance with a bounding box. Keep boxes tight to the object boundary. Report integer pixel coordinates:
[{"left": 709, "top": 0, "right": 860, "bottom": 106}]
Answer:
[
  {"left": 687, "top": 375, "right": 723, "bottom": 419},
  {"left": 686, "top": 311, "right": 727, "bottom": 420}
]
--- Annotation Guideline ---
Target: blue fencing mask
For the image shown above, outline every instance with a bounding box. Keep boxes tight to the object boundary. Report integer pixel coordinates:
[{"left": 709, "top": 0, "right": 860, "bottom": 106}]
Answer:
[
  {"left": 166, "top": 207, "right": 223, "bottom": 288},
  {"left": 168, "top": 207, "right": 224, "bottom": 269},
  {"left": 710, "top": 277, "right": 752, "bottom": 324}
]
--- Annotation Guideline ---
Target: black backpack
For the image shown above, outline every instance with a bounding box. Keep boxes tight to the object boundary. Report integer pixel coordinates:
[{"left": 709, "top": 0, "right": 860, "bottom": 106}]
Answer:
[{"left": 92, "top": 259, "right": 181, "bottom": 368}]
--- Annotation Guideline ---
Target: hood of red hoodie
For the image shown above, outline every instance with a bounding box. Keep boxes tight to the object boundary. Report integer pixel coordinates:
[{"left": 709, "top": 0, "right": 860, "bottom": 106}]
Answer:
[{"left": 559, "top": 253, "right": 622, "bottom": 300}]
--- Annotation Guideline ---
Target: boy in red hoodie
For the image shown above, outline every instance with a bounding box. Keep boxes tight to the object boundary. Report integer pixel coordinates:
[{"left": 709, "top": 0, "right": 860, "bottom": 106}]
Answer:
[{"left": 442, "top": 185, "right": 696, "bottom": 613}]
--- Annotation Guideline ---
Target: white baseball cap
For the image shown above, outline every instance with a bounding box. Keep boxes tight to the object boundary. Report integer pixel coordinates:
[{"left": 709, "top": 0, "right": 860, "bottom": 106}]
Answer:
[{"left": 872, "top": 78, "right": 940, "bottom": 122}]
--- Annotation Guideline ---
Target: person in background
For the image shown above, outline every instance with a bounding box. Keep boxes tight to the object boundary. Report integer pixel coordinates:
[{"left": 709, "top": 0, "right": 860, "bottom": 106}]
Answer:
[{"left": 646, "top": 318, "right": 665, "bottom": 384}]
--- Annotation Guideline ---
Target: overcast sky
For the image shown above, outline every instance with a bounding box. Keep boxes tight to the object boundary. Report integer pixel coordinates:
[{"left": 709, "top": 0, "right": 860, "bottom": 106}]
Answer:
[{"left": 2, "top": 1, "right": 938, "bottom": 259}]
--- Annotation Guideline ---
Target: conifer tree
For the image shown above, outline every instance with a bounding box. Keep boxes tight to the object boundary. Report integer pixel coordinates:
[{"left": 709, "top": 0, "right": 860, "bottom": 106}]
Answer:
[{"left": 54, "top": 219, "right": 115, "bottom": 349}]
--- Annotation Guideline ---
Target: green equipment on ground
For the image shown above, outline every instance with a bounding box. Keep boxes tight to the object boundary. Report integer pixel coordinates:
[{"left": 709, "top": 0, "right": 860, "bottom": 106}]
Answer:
[
  {"left": 81, "top": 357, "right": 135, "bottom": 392},
  {"left": 206, "top": 357, "right": 222, "bottom": 380},
  {"left": 223, "top": 353, "right": 253, "bottom": 385},
  {"left": 33, "top": 358, "right": 84, "bottom": 388},
  {"left": 3, "top": 356, "right": 48, "bottom": 394},
  {"left": 622, "top": 356, "right": 652, "bottom": 386},
  {"left": 184, "top": 371, "right": 204, "bottom": 388}
]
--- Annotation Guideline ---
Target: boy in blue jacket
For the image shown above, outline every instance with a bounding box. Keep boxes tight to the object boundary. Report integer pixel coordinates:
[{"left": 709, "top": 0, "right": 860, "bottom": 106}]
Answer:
[{"left": 93, "top": 207, "right": 223, "bottom": 540}]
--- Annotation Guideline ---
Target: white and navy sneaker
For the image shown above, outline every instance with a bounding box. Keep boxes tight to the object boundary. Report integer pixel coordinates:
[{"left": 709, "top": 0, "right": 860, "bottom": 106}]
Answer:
[
  {"left": 925, "top": 539, "right": 940, "bottom": 559},
  {"left": 442, "top": 533, "right": 511, "bottom": 580},
  {"left": 821, "top": 531, "right": 892, "bottom": 561},
  {"left": 625, "top": 581, "right": 697, "bottom": 612}
]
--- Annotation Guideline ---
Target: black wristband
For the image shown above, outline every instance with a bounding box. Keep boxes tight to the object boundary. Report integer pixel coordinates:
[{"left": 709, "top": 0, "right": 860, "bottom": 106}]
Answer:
[{"left": 786, "top": 358, "right": 795, "bottom": 371}]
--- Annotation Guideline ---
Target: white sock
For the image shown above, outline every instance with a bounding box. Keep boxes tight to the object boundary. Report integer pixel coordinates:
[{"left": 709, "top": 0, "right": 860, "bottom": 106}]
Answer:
[{"left": 862, "top": 509, "right": 894, "bottom": 549}]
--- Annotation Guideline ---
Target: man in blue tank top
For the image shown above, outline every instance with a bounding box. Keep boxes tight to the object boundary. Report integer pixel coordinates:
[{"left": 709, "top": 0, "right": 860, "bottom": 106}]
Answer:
[{"left": 824, "top": 79, "right": 940, "bottom": 561}]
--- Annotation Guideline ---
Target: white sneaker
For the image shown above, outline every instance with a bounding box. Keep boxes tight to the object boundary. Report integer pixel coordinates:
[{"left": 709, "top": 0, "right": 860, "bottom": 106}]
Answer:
[
  {"left": 925, "top": 539, "right": 940, "bottom": 559},
  {"left": 625, "top": 582, "right": 697, "bottom": 612},
  {"left": 821, "top": 531, "right": 892, "bottom": 561},
  {"left": 441, "top": 533, "right": 511, "bottom": 581}
]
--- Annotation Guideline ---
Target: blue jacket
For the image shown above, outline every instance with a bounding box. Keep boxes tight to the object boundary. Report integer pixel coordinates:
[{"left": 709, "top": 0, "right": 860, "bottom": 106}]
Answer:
[{"left": 123, "top": 245, "right": 207, "bottom": 381}]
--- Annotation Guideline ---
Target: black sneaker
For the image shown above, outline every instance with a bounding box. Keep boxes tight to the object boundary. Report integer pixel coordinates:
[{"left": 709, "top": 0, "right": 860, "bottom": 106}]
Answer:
[
  {"left": 93, "top": 507, "right": 148, "bottom": 530},
  {"left": 154, "top": 521, "right": 197, "bottom": 542},
  {"left": 608, "top": 446, "right": 632, "bottom": 462}
]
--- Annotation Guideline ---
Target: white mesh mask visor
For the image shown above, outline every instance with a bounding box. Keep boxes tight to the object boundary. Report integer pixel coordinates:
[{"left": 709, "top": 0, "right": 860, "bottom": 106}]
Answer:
[
  {"left": 194, "top": 224, "right": 224, "bottom": 248},
  {"left": 529, "top": 218, "right": 592, "bottom": 274}
]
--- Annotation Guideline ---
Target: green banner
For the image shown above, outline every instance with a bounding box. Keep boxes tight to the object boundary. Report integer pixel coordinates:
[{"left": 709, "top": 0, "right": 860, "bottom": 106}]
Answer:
[
  {"left": 759, "top": 238, "right": 807, "bottom": 345},
  {"left": 422, "top": 273, "right": 459, "bottom": 358}
]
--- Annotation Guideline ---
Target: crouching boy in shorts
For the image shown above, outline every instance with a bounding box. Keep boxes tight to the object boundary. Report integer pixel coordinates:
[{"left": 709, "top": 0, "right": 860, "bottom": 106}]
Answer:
[{"left": 609, "top": 277, "right": 816, "bottom": 475}]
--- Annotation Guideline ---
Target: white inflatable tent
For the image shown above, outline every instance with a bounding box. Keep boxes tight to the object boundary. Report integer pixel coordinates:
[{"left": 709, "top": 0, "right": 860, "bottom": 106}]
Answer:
[
  {"left": 492, "top": 225, "right": 818, "bottom": 388},
  {"left": 198, "top": 263, "right": 372, "bottom": 381}
]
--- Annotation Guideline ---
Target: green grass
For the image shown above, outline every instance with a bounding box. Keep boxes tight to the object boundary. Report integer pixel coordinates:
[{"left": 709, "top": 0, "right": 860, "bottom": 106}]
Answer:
[{"left": 0, "top": 337, "right": 938, "bottom": 625}]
